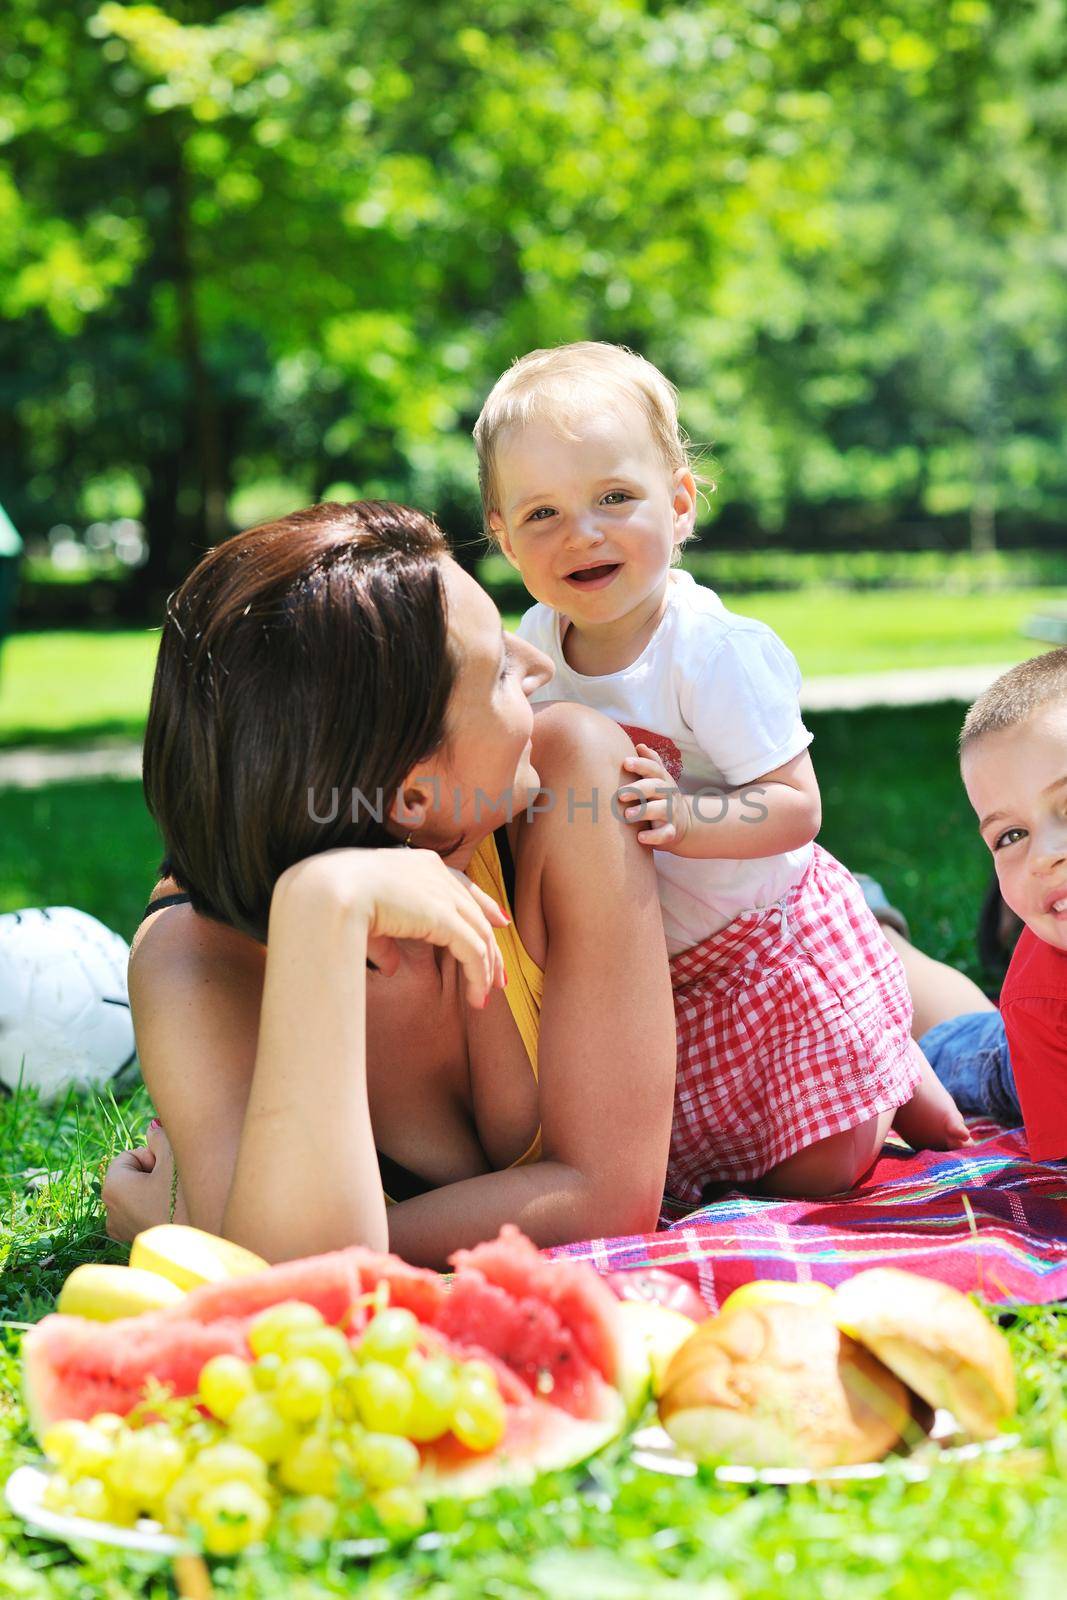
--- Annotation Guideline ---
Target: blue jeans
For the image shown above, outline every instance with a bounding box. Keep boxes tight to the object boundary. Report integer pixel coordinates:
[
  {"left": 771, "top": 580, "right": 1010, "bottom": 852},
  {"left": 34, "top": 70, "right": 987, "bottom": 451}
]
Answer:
[{"left": 919, "top": 1010, "right": 1021, "bottom": 1127}]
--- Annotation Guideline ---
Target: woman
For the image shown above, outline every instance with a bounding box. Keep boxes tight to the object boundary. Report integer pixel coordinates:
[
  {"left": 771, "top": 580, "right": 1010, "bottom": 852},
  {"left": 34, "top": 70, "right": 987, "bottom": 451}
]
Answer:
[{"left": 102, "top": 502, "right": 677, "bottom": 1267}]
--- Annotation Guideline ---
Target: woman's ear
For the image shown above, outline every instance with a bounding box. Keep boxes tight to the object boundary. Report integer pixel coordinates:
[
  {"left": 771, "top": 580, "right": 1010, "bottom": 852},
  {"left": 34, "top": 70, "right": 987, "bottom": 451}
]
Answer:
[
  {"left": 490, "top": 514, "right": 522, "bottom": 571},
  {"left": 388, "top": 776, "right": 436, "bottom": 834}
]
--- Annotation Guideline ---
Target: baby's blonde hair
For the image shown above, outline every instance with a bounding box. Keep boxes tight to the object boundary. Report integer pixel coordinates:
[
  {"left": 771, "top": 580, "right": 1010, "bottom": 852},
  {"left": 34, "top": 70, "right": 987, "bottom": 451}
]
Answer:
[{"left": 474, "top": 341, "right": 700, "bottom": 539}]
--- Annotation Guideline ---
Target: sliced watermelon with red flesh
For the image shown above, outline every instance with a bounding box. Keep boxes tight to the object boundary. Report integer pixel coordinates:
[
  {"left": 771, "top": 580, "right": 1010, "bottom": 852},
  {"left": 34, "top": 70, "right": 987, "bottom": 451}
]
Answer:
[
  {"left": 22, "top": 1228, "right": 626, "bottom": 1493},
  {"left": 442, "top": 1226, "right": 622, "bottom": 1415}
]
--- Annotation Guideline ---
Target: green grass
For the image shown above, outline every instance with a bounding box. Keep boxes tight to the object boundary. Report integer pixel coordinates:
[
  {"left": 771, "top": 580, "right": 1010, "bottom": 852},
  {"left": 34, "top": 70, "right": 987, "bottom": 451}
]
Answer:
[
  {"left": 735, "top": 586, "right": 1066, "bottom": 677},
  {"left": 2, "top": 587, "right": 1064, "bottom": 750},
  {"left": 0, "top": 781, "right": 163, "bottom": 939},
  {"left": 0, "top": 631, "right": 159, "bottom": 749},
  {"left": 0, "top": 705, "right": 1063, "bottom": 1596}
]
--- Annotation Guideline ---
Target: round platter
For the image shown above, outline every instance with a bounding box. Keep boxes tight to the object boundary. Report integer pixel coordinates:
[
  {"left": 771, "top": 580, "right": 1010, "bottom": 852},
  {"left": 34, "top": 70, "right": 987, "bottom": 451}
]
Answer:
[
  {"left": 4, "top": 1461, "right": 452, "bottom": 1562},
  {"left": 629, "top": 1410, "right": 1020, "bottom": 1486},
  {"left": 5, "top": 1463, "right": 193, "bottom": 1557}
]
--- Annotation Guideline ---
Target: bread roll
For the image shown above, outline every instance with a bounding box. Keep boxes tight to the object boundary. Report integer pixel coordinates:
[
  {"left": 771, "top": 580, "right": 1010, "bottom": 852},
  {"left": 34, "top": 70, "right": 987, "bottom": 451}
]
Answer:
[
  {"left": 833, "top": 1269, "right": 1016, "bottom": 1441},
  {"left": 658, "top": 1301, "right": 913, "bottom": 1469}
]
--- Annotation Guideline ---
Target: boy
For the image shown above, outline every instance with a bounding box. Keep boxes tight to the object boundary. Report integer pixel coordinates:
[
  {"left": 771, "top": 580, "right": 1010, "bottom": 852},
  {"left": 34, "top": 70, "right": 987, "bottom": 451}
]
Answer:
[{"left": 939, "top": 647, "right": 1067, "bottom": 1160}]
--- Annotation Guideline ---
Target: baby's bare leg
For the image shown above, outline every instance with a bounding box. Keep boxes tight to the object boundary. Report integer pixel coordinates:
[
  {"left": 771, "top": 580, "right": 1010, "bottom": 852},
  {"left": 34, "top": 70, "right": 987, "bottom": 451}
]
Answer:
[
  {"left": 757, "top": 1110, "right": 894, "bottom": 1198},
  {"left": 891, "top": 1052, "right": 972, "bottom": 1150}
]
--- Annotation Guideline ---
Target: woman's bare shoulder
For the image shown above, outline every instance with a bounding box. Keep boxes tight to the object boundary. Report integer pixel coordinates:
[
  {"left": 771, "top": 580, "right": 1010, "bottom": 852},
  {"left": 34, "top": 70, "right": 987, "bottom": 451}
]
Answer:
[
  {"left": 129, "top": 894, "right": 266, "bottom": 1121},
  {"left": 129, "top": 893, "right": 264, "bottom": 1003},
  {"left": 509, "top": 702, "right": 644, "bottom": 953},
  {"left": 529, "top": 699, "right": 634, "bottom": 779}
]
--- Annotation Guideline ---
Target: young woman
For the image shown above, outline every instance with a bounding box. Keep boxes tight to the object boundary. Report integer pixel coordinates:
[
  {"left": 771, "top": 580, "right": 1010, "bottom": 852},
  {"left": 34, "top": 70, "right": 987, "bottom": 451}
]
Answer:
[{"left": 101, "top": 501, "right": 676, "bottom": 1268}]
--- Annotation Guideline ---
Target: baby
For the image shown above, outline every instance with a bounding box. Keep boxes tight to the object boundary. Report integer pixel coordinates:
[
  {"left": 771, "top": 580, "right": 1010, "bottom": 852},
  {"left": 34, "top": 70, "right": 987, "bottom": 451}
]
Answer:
[
  {"left": 474, "top": 341, "right": 967, "bottom": 1205},
  {"left": 921, "top": 648, "right": 1067, "bottom": 1159}
]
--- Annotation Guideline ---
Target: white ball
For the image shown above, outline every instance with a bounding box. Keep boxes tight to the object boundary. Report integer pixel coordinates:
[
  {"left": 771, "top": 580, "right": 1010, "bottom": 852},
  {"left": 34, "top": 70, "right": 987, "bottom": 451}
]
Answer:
[{"left": 0, "top": 907, "right": 135, "bottom": 1100}]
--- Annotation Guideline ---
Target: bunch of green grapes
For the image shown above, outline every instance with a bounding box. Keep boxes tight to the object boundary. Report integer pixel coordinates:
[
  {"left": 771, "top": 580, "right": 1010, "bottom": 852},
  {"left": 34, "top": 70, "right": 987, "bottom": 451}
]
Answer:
[{"left": 40, "top": 1296, "right": 508, "bottom": 1557}]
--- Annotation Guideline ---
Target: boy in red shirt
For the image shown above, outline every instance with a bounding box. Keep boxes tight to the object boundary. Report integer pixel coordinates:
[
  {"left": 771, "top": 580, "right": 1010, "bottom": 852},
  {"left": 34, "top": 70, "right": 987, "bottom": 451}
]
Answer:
[{"left": 918, "top": 648, "right": 1067, "bottom": 1160}]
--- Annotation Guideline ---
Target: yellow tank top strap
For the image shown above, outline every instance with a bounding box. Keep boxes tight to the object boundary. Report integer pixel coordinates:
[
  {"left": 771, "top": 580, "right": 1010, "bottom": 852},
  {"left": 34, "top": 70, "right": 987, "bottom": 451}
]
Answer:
[{"left": 466, "top": 828, "right": 544, "bottom": 1165}]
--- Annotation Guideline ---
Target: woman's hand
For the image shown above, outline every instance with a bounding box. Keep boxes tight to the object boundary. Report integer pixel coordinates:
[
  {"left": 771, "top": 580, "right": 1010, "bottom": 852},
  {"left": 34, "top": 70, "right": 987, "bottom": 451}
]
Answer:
[
  {"left": 101, "top": 1122, "right": 189, "bottom": 1242},
  {"left": 278, "top": 847, "right": 509, "bottom": 1008}
]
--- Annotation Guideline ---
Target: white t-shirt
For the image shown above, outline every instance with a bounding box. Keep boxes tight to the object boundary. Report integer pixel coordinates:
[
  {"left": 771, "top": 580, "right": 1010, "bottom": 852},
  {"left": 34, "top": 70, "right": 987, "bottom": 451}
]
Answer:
[{"left": 517, "top": 569, "right": 814, "bottom": 954}]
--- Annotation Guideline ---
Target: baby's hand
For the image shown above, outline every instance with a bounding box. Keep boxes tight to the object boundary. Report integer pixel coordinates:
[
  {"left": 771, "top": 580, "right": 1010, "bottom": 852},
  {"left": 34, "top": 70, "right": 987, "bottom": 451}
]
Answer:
[{"left": 618, "top": 744, "right": 692, "bottom": 851}]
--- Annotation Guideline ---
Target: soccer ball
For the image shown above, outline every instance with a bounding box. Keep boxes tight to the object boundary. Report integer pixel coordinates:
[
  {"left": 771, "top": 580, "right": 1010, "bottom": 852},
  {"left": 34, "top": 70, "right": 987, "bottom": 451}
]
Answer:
[{"left": 0, "top": 907, "right": 136, "bottom": 1100}]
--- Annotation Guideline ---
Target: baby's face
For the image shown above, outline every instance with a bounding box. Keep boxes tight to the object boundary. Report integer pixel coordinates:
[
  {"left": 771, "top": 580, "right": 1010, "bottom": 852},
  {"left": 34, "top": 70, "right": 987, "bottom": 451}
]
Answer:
[
  {"left": 963, "top": 702, "right": 1067, "bottom": 952},
  {"left": 489, "top": 399, "right": 695, "bottom": 629}
]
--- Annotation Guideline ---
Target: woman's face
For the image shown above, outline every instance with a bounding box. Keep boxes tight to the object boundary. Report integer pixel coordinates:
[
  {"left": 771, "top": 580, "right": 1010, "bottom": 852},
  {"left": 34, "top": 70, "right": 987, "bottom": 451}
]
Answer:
[{"left": 406, "top": 559, "right": 554, "bottom": 850}]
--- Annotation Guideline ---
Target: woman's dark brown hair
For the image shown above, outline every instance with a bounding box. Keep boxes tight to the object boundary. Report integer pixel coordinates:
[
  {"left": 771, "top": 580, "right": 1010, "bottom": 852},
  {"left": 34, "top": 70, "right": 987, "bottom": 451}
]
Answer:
[{"left": 143, "top": 501, "right": 451, "bottom": 941}]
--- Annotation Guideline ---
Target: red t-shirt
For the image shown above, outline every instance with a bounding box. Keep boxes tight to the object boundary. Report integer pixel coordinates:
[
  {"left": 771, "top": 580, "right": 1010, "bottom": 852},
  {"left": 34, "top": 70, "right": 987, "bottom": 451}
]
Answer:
[{"left": 1000, "top": 927, "right": 1067, "bottom": 1162}]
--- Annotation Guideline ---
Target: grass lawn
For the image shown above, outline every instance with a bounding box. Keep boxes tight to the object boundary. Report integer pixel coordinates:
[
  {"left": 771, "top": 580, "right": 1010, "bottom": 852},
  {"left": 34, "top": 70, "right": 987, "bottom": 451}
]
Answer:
[
  {"left": 0, "top": 631, "right": 160, "bottom": 749},
  {"left": 1, "top": 587, "right": 1063, "bottom": 748},
  {"left": 1, "top": 704, "right": 1063, "bottom": 1596},
  {"left": 737, "top": 585, "right": 1066, "bottom": 677}
]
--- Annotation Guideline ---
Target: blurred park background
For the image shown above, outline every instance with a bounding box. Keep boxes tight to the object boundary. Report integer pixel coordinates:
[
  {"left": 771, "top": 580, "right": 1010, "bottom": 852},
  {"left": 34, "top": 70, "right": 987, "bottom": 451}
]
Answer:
[{"left": 2, "top": 0, "right": 1067, "bottom": 960}]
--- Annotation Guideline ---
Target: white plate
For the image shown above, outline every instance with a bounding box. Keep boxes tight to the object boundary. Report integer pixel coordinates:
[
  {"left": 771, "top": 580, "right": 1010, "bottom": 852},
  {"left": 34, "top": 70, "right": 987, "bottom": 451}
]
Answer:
[
  {"left": 4, "top": 1462, "right": 449, "bottom": 1561},
  {"left": 5, "top": 1463, "right": 194, "bottom": 1557},
  {"left": 630, "top": 1410, "right": 1020, "bottom": 1485}
]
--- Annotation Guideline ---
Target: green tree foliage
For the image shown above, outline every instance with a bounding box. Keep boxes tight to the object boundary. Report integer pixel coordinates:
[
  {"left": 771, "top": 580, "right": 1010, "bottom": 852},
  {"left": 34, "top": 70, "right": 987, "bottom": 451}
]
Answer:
[{"left": 2, "top": 0, "right": 1066, "bottom": 600}]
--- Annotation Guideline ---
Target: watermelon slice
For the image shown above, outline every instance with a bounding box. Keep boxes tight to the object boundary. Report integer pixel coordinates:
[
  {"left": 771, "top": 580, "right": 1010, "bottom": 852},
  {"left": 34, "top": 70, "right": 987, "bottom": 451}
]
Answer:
[{"left": 22, "top": 1225, "right": 627, "bottom": 1495}]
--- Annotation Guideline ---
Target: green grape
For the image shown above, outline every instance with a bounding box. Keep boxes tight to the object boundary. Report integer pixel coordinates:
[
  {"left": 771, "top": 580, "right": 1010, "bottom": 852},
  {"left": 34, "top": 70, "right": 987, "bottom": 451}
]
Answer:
[
  {"left": 351, "top": 1432, "right": 419, "bottom": 1490},
  {"left": 451, "top": 1382, "right": 507, "bottom": 1453},
  {"left": 41, "top": 1473, "right": 74, "bottom": 1513},
  {"left": 189, "top": 1441, "right": 269, "bottom": 1493},
  {"left": 105, "top": 1427, "right": 185, "bottom": 1505},
  {"left": 87, "top": 1412, "right": 126, "bottom": 1441},
  {"left": 351, "top": 1363, "right": 414, "bottom": 1434},
  {"left": 42, "top": 1421, "right": 88, "bottom": 1470},
  {"left": 333, "top": 1380, "right": 360, "bottom": 1424},
  {"left": 198, "top": 1354, "right": 255, "bottom": 1420},
  {"left": 277, "top": 1432, "right": 339, "bottom": 1496},
  {"left": 406, "top": 1356, "right": 459, "bottom": 1443},
  {"left": 193, "top": 1481, "right": 272, "bottom": 1557},
  {"left": 458, "top": 1358, "right": 500, "bottom": 1391},
  {"left": 65, "top": 1476, "right": 114, "bottom": 1523},
  {"left": 252, "top": 1352, "right": 283, "bottom": 1390},
  {"left": 274, "top": 1357, "right": 333, "bottom": 1423},
  {"left": 63, "top": 1427, "right": 117, "bottom": 1472},
  {"left": 161, "top": 1469, "right": 201, "bottom": 1532},
  {"left": 285, "top": 1494, "right": 338, "bottom": 1542},
  {"left": 370, "top": 1485, "right": 427, "bottom": 1533},
  {"left": 247, "top": 1300, "right": 325, "bottom": 1359},
  {"left": 228, "top": 1394, "right": 294, "bottom": 1462},
  {"left": 283, "top": 1326, "right": 355, "bottom": 1376},
  {"left": 357, "top": 1308, "right": 419, "bottom": 1365}
]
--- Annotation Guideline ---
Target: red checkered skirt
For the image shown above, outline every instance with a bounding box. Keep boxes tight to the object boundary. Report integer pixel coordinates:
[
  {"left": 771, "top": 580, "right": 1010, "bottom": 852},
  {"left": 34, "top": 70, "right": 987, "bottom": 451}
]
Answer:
[{"left": 665, "top": 844, "right": 923, "bottom": 1205}]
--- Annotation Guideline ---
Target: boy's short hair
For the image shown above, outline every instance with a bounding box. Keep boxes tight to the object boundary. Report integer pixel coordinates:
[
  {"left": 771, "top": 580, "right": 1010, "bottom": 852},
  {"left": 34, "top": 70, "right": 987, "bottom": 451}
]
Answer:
[
  {"left": 960, "top": 647, "right": 1067, "bottom": 753},
  {"left": 474, "top": 341, "right": 704, "bottom": 539}
]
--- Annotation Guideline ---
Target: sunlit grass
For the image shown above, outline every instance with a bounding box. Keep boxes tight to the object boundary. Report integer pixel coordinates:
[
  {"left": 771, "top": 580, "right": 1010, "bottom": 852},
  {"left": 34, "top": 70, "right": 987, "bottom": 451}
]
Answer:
[{"left": 0, "top": 630, "right": 159, "bottom": 748}]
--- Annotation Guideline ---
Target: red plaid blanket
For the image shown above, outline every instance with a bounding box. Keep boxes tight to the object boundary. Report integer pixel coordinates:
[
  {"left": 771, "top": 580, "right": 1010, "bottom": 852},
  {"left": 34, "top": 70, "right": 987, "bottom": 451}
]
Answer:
[{"left": 549, "top": 1124, "right": 1067, "bottom": 1308}]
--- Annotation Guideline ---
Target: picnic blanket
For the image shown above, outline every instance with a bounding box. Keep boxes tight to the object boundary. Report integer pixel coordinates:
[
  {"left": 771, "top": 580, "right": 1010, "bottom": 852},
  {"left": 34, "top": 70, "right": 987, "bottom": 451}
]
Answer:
[{"left": 549, "top": 1123, "right": 1067, "bottom": 1309}]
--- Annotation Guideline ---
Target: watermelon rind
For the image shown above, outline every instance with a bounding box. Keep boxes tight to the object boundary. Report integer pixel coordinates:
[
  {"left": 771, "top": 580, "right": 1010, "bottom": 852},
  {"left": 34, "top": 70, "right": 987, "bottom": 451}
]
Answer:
[{"left": 419, "top": 1389, "right": 627, "bottom": 1498}]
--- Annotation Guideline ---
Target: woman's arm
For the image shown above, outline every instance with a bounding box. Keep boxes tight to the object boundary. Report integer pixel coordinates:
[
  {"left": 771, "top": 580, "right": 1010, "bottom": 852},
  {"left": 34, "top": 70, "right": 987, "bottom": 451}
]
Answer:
[
  {"left": 384, "top": 704, "right": 677, "bottom": 1266},
  {"left": 113, "top": 850, "right": 508, "bottom": 1261}
]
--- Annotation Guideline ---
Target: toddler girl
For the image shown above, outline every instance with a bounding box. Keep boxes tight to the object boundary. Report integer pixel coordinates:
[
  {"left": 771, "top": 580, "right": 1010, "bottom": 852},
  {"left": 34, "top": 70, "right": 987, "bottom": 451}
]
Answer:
[{"left": 474, "top": 341, "right": 967, "bottom": 1206}]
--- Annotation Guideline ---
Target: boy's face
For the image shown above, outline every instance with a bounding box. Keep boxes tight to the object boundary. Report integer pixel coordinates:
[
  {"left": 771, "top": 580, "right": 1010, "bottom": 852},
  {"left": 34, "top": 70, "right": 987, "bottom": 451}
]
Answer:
[
  {"left": 489, "top": 400, "right": 696, "bottom": 630},
  {"left": 963, "top": 702, "right": 1067, "bottom": 952}
]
